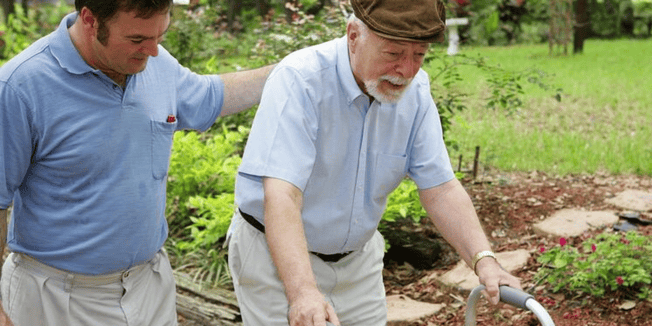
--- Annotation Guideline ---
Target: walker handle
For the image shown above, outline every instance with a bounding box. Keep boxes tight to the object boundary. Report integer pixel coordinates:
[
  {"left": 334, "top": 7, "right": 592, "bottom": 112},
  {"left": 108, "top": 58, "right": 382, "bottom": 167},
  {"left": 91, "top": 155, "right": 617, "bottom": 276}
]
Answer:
[{"left": 499, "top": 285, "right": 534, "bottom": 310}]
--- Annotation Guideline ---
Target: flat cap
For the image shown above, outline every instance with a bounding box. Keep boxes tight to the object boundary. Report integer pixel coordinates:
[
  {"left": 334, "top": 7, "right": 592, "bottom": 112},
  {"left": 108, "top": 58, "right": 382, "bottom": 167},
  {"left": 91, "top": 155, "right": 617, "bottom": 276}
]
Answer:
[{"left": 351, "top": 0, "right": 446, "bottom": 43}]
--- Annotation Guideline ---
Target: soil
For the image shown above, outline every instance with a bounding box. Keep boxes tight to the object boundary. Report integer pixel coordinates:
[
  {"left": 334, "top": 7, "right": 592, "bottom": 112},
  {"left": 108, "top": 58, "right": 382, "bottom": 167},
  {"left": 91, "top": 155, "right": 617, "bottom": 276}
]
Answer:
[{"left": 382, "top": 171, "right": 652, "bottom": 326}]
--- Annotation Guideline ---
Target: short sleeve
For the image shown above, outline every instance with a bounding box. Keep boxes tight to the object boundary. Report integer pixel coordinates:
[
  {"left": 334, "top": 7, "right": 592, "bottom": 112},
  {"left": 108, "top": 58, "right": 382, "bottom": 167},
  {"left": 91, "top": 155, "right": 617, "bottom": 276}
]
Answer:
[
  {"left": 407, "top": 80, "right": 455, "bottom": 189},
  {"left": 0, "top": 82, "right": 33, "bottom": 208},
  {"left": 237, "top": 65, "right": 319, "bottom": 191}
]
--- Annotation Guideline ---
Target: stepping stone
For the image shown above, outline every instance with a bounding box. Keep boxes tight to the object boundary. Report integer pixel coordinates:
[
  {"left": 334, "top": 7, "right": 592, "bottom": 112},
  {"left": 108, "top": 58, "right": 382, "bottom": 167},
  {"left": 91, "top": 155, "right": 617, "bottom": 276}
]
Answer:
[
  {"left": 436, "top": 250, "right": 530, "bottom": 291},
  {"left": 605, "top": 190, "right": 652, "bottom": 211},
  {"left": 533, "top": 209, "right": 618, "bottom": 237},
  {"left": 386, "top": 295, "right": 444, "bottom": 324}
]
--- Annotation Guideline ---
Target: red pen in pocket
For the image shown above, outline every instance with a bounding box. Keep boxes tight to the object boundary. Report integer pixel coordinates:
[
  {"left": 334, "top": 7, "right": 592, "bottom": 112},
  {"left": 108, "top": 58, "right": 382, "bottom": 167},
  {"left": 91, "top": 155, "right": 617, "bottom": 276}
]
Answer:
[{"left": 167, "top": 115, "right": 176, "bottom": 123}]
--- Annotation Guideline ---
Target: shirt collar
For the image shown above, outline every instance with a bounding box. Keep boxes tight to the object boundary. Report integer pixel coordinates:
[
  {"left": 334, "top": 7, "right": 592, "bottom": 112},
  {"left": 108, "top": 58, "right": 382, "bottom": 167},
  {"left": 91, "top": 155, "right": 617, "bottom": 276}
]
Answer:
[
  {"left": 50, "top": 12, "right": 98, "bottom": 75},
  {"left": 335, "top": 36, "right": 367, "bottom": 106}
]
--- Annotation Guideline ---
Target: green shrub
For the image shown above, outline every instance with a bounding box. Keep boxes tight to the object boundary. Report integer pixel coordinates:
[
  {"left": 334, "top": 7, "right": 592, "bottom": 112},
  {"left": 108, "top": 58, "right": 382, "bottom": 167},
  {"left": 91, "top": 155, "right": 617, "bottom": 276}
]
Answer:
[
  {"left": 0, "top": 1, "right": 72, "bottom": 61},
  {"left": 536, "top": 231, "right": 652, "bottom": 299},
  {"left": 166, "top": 126, "right": 247, "bottom": 235},
  {"left": 165, "top": 126, "right": 247, "bottom": 286},
  {"left": 382, "top": 180, "right": 427, "bottom": 226},
  {"left": 178, "top": 193, "right": 235, "bottom": 251},
  {"left": 248, "top": 6, "right": 346, "bottom": 63}
]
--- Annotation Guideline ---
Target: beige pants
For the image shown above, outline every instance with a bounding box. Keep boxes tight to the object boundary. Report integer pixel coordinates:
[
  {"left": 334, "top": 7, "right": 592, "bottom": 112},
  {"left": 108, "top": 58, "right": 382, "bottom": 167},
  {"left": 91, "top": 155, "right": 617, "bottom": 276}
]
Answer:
[
  {"left": 1, "top": 250, "right": 177, "bottom": 326},
  {"left": 227, "top": 211, "right": 387, "bottom": 326}
]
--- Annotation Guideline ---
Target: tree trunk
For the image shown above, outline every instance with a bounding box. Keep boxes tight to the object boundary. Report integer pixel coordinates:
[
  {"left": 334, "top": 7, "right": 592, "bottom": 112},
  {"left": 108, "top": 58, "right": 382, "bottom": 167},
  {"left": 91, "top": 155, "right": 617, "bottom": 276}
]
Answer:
[
  {"left": 573, "top": 0, "right": 589, "bottom": 54},
  {"left": 1, "top": 0, "right": 15, "bottom": 22},
  {"left": 226, "top": 0, "right": 242, "bottom": 32}
]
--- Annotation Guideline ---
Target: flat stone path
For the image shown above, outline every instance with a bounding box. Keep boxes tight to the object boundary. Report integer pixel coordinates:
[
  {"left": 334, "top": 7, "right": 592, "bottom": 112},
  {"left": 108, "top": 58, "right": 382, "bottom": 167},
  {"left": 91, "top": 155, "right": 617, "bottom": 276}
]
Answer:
[
  {"left": 533, "top": 209, "right": 618, "bottom": 237},
  {"left": 386, "top": 295, "right": 445, "bottom": 323},
  {"left": 606, "top": 189, "right": 652, "bottom": 211}
]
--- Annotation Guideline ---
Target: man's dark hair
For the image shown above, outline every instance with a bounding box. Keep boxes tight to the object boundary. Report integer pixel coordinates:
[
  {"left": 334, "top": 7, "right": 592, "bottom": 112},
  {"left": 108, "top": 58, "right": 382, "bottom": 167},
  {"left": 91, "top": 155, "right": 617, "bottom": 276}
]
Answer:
[{"left": 75, "top": 0, "right": 173, "bottom": 45}]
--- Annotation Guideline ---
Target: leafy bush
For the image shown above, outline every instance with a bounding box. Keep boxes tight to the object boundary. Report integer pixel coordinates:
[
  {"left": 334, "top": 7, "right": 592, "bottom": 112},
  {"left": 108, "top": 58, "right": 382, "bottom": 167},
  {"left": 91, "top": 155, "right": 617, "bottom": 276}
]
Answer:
[
  {"left": 382, "top": 180, "right": 427, "bottom": 226},
  {"left": 0, "top": 1, "right": 72, "bottom": 61},
  {"left": 1, "top": 6, "right": 41, "bottom": 60},
  {"left": 166, "top": 126, "right": 247, "bottom": 236},
  {"left": 248, "top": 6, "right": 346, "bottom": 63},
  {"left": 178, "top": 193, "right": 235, "bottom": 251},
  {"left": 165, "top": 126, "right": 247, "bottom": 285},
  {"left": 536, "top": 231, "right": 652, "bottom": 299}
]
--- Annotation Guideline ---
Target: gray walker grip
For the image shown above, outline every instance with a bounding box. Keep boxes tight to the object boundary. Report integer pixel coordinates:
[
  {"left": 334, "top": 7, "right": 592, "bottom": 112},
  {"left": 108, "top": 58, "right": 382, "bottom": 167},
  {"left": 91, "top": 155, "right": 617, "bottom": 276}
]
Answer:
[
  {"left": 499, "top": 285, "right": 534, "bottom": 309},
  {"left": 465, "top": 284, "right": 555, "bottom": 326}
]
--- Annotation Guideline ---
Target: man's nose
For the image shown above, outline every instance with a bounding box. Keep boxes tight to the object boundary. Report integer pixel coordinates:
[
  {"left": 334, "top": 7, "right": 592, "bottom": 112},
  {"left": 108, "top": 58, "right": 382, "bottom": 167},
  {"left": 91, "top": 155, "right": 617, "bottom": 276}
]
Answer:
[
  {"left": 142, "top": 40, "right": 159, "bottom": 57},
  {"left": 394, "top": 55, "right": 421, "bottom": 79}
]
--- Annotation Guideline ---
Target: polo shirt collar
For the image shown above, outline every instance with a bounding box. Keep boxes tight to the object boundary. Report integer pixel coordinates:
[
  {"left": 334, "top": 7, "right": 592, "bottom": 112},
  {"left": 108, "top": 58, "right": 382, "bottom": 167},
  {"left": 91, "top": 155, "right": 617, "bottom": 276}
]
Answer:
[
  {"left": 335, "top": 36, "right": 366, "bottom": 105},
  {"left": 50, "top": 12, "right": 97, "bottom": 75}
]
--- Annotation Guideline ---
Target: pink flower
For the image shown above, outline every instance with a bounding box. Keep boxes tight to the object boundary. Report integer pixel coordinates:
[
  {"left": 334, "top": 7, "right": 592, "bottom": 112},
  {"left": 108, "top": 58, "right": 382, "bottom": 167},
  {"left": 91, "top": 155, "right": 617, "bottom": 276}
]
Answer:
[
  {"left": 616, "top": 276, "right": 624, "bottom": 285},
  {"left": 591, "top": 244, "right": 597, "bottom": 252},
  {"left": 560, "top": 237, "right": 567, "bottom": 246},
  {"left": 539, "top": 246, "right": 546, "bottom": 253}
]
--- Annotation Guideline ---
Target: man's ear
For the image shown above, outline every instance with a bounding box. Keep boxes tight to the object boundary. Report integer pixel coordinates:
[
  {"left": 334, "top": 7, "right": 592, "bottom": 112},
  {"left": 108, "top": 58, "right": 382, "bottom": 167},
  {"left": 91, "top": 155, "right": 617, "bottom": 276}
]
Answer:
[
  {"left": 347, "top": 22, "right": 359, "bottom": 54},
  {"left": 78, "top": 7, "right": 99, "bottom": 30}
]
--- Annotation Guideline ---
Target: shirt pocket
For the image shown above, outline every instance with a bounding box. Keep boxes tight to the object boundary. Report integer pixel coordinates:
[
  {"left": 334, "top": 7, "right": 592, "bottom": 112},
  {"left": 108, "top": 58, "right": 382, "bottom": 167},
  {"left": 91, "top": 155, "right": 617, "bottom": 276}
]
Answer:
[
  {"left": 151, "top": 120, "right": 177, "bottom": 180},
  {"left": 373, "top": 153, "right": 408, "bottom": 196}
]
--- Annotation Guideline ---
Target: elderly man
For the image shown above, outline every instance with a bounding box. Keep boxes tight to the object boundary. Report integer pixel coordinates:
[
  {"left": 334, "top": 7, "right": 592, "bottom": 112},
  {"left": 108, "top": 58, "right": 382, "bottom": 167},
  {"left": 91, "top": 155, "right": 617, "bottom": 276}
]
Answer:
[
  {"left": 0, "top": 0, "right": 273, "bottom": 325},
  {"left": 226, "top": 0, "right": 521, "bottom": 325}
]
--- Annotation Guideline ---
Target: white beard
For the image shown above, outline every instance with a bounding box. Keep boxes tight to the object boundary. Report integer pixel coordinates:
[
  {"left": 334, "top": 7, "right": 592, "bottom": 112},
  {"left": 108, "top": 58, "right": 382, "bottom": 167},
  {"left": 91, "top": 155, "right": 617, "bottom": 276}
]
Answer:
[{"left": 364, "top": 75, "right": 412, "bottom": 104}]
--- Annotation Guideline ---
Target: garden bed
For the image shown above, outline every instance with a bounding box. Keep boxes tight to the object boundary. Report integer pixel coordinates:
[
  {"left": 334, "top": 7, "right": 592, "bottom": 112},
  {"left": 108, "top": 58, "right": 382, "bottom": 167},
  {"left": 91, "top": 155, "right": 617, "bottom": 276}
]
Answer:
[{"left": 383, "top": 170, "right": 652, "bottom": 326}]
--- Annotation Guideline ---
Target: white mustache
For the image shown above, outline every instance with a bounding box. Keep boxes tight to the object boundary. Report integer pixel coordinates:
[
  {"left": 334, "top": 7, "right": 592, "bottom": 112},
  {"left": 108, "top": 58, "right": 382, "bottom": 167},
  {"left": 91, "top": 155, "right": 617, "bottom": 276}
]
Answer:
[{"left": 379, "top": 75, "right": 410, "bottom": 86}]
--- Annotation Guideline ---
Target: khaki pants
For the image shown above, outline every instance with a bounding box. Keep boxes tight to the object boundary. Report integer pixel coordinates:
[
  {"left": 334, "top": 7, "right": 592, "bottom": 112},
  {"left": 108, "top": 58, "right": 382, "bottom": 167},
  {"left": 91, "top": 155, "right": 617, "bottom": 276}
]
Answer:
[
  {"left": 1, "top": 250, "right": 177, "bottom": 326},
  {"left": 227, "top": 211, "right": 387, "bottom": 326}
]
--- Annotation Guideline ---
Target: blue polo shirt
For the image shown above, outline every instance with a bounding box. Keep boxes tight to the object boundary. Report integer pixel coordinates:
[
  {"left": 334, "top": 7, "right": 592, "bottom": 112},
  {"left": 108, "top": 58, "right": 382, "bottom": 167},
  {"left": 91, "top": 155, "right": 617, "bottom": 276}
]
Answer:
[
  {"left": 235, "top": 37, "right": 455, "bottom": 255},
  {"left": 0, "top": 13, "right": 224, "bottom": 274}
]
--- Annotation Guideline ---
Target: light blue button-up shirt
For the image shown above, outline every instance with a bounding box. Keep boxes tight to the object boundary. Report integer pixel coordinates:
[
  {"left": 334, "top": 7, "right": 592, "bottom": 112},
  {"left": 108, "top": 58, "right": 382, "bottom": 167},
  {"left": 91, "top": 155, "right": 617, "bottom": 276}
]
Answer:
[
  {"left": 0, "top": 13, "right": 224, "bottom": 274},
  {"left": 235, "top": 36, "right": 455, "bottom": 255}
]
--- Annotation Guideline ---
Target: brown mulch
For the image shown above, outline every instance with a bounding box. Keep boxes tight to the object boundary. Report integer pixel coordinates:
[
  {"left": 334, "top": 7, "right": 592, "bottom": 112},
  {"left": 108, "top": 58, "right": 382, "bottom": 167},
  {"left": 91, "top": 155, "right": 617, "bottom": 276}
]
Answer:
[{"left": 383, "top": 171, "right": 652, "bottom": 326}]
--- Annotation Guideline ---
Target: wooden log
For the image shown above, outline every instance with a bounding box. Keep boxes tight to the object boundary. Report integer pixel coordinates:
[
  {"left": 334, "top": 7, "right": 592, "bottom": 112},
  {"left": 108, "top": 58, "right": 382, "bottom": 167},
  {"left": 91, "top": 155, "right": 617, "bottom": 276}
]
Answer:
[
  {"left": 176, "top": 293, "right": 241, "bottom": 326},
  {"left": 174, "top": 271, "right": 242, "bottom": 325},
  {"left": 174, "top": 271, "right": 239, "bottom": 307}
]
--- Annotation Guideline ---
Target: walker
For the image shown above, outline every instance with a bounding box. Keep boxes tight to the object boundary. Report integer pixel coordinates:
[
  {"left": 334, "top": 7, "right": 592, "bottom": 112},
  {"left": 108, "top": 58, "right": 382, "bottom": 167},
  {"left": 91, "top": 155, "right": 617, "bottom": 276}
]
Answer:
[{"left": 465, "top": 285, "right": 555, "bottom": 326}]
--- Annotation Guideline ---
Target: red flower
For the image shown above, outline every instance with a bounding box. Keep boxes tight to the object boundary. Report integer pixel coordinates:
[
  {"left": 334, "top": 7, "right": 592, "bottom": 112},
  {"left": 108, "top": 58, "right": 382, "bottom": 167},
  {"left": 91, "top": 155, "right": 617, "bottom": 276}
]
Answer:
[
  {"left": 539, "top": 246, "right": 546, "bottom": 253},
  {"left": 616, "top": 276, "right": 624, "bottom": 285},
  {"left": 560, "top": 237, "right": 567, "bottom": 246},
  {"left": 591, "top": 244, "right": 597, "bottom": 252}
]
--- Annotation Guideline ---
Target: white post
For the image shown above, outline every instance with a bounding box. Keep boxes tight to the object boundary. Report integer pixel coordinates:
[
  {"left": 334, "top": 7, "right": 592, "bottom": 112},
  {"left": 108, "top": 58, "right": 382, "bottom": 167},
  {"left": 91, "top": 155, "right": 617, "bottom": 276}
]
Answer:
[{"left": 445, "top": 18, "right": 469, "bottom": 55}]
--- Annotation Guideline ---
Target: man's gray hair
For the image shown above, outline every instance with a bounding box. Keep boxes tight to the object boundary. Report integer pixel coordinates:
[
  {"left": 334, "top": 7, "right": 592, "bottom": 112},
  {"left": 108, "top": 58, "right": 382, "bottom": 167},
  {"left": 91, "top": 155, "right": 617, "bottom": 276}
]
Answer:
[{"left": 347, "top": 13, "right": 371, "bottom": 39}]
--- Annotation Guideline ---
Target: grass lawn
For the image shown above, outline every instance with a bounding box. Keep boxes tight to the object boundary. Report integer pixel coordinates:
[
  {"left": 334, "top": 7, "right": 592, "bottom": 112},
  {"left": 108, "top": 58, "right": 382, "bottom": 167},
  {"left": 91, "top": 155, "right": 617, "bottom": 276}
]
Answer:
[{"left": 427, "top": 39, "right": 652, "bottom": 176}]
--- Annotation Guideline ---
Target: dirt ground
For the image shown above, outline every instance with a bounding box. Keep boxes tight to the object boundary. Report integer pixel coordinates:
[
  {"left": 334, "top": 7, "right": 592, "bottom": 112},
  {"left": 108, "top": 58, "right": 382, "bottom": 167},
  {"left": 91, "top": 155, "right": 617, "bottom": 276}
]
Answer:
[{"left": 383, "top": 171, "right": 652, "bottom": 326}]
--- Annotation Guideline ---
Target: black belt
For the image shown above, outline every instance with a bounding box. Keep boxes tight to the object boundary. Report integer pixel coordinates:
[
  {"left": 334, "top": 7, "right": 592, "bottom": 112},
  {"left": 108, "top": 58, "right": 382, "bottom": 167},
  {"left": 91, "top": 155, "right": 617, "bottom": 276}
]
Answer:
[{"left": 239, "top": 209, "right": 353, "bottom": 263}]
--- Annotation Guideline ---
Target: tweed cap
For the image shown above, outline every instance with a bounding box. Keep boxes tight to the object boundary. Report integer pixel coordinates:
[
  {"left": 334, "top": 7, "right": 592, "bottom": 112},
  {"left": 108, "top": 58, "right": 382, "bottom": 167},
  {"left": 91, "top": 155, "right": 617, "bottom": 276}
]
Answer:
[{"left": 351, "top": 0, "right": 446, "bottom": 43}]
